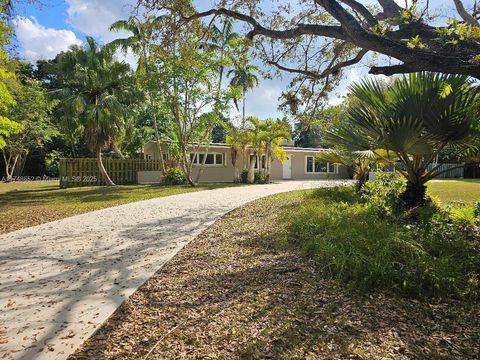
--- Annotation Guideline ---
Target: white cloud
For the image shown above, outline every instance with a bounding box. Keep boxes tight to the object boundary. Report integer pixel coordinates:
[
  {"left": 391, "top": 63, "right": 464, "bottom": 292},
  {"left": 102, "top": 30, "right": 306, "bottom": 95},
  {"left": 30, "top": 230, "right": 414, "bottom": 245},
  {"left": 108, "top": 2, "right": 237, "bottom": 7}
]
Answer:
[
  {"left": 14, "top": 16, "right": 82, "bottom": 62},
  {"left": 65, "top": 0, "right": 138, "bottom": 68},
  {"left": 65, "top": 0, "right": 136, "bottom": 43}
]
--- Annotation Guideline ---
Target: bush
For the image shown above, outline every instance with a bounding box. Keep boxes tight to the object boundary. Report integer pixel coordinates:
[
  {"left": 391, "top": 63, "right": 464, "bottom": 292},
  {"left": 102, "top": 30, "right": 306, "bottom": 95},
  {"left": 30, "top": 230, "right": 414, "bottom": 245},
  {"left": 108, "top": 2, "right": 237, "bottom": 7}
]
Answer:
[
  {"left": 254, "top": 171, "right": 267, "bottom": 184},
  {"left": 241, "top": 169, "right": 249, "bottom": 184},
  {"left": 284, "top": 186, "right": 480, "bottom": 299},
  {"left": 45, "top": 150, "right": 61, "bottom": 177},
  {"left": 361, "top": 171, "right": 405, "bottom": 219},
  {"left": 474, "top": 201, "right": 480, "bottom": 218},
  {"left": 162, "top": 167, "right": 187, "bottom": 185}
]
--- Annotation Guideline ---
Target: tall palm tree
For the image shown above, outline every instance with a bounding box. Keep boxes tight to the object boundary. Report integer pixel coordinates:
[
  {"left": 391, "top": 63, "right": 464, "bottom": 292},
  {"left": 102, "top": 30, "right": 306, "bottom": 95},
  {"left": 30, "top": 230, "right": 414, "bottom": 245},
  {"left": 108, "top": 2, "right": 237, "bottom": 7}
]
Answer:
[
  {"left": 228, "top": 62, "right": 259, "bottom": 128},
  {"left": 54, "top": 37, "right": 136, "bottom": 186},
  {"left": 209, "top": 18, "right": 240, "bottom": 104},
  {"left": 109, "top": 15, "right": 168, "bottom": 171},
  {"left": 109, "top": 16, "right": 163, "bottom": 78},
  {"left": 328, "top": 72, "right": 480, "bottom": 208}
]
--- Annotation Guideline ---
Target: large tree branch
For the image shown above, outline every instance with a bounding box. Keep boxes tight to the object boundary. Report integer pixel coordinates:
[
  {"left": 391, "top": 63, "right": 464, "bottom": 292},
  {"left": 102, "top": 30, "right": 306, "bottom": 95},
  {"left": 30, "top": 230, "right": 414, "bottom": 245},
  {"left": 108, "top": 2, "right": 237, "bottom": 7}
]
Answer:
[
  {"left": 338, "top": 0, "right": 377, "bottom": 26},
  {"left": 183, "top": 8, "right": 347, "bottom": 41},
  {"left": 453, "top": 0, "right": 479, "bottom": 26},
  {"left": 268, "top": 48, "right": 367, "bottom": 79},
  {"left": 377, "top": 0, "right": 403, "bottom": 18},
  {"left": 369, "top": 64, "right": 416, "bottom": 76},
  {"left": 180, "top": 2, "right": 480, "bottom": 79}
]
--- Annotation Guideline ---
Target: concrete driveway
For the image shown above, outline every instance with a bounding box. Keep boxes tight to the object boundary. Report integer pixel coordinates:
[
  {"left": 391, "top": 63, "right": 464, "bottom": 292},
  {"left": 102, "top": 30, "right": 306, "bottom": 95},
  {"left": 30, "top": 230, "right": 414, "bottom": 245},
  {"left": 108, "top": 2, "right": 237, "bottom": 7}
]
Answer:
[{"left": 0, "top": 180, "right": 349, "bottom": 359}]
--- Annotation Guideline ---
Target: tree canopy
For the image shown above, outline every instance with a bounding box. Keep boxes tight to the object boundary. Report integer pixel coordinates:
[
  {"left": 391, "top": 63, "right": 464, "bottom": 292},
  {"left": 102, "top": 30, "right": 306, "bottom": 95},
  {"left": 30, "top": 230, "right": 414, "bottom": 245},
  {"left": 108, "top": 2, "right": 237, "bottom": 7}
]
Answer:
[{"left": 140, "top": 0, "right": 480, "bottom": 115}]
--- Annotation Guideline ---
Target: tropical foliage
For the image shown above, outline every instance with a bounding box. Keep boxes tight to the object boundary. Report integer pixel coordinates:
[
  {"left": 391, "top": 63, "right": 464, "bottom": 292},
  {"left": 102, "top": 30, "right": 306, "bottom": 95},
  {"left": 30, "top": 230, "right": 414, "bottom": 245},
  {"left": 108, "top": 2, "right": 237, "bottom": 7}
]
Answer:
[
  {"left": 0, "top": 4, "right": 22, "bottom": 150},
  {"left": 233, "top": 116, "right": 291, "bottom": 184},
  {"left": 228, "top": 58, "right": 259, "bottom": 128},
  {"left": 328, "top": 72, "right": 480, "bottom": 207},
  {"left": 1, "top": 73, "right": 57, "bottom": 180},
  {"left": 109, "top": 15, "right": 169, "bottom": 170},
  {"left": 52, "top": 37, "right": 137, "bottom": 185}
]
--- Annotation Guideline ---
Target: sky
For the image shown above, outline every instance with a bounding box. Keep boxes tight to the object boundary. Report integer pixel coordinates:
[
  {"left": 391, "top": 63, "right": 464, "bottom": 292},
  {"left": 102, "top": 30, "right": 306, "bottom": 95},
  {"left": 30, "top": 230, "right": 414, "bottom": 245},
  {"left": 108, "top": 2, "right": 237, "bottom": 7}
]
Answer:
[{"left": 12, "top": 0, "right": 470, "bottom": 120}]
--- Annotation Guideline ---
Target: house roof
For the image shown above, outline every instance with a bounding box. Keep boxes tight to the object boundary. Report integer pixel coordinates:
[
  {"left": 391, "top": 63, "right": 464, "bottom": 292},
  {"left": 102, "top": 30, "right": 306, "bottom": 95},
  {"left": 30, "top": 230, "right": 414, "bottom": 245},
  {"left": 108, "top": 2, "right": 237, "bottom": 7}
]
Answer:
[{"left": 145, "top": 140, "right": 330, "bottom": 153}]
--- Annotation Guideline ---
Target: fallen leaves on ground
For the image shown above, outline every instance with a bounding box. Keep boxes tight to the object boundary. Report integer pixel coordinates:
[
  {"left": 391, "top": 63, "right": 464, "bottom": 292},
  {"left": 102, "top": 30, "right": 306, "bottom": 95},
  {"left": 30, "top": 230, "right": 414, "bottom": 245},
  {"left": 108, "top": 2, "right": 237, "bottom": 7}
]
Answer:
[{"left": 70, "top": 193, "right": 480, "bottom": 360}]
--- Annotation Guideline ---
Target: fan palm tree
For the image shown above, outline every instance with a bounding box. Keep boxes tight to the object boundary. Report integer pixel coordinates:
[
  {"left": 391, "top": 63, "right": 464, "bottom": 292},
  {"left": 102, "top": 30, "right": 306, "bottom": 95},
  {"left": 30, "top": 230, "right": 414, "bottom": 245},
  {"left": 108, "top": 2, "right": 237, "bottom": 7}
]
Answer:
[
  {"left": 54, "top": 37, "right": 136, "bottom": 186},
  {"left": 109, "top": 15, "right": 168, "bottom": 171},
  {"left": 317, "top": 149, "right": 393, "bottom": 191},
  {"left": 228, "top": 62, "right": 259, "bottom": 128},
  {"left": 328, "top": 72, "right": 480, "bottom": 208}
]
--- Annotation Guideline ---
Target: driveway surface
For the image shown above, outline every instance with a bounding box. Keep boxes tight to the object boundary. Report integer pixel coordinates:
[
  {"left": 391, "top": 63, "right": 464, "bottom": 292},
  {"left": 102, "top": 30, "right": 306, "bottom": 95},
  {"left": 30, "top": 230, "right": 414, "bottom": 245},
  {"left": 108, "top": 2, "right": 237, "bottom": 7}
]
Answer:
[{"left": 0, "top": 180, "right": 349, "bottom": 359}]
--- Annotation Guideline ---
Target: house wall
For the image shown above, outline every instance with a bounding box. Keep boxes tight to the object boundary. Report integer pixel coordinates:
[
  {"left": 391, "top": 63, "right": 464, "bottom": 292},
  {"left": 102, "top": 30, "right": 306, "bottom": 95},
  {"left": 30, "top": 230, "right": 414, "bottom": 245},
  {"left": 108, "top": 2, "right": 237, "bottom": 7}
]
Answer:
[
  {"left": 270, "top": 151, "right": 349, "bottom": 180},
  {"left": 289, "top": 151, "right": 349, "bottom": 180},
  {"left": 143, "top": 142, "right": 350, "bottom": 182}
]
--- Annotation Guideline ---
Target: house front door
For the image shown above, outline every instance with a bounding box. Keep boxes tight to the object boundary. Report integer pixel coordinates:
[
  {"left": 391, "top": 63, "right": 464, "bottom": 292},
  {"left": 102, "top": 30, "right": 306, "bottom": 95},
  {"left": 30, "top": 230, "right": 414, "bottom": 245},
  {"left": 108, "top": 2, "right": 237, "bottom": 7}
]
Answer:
[{"left": 283, "top": 155, "right": 292, "bottom": 179}]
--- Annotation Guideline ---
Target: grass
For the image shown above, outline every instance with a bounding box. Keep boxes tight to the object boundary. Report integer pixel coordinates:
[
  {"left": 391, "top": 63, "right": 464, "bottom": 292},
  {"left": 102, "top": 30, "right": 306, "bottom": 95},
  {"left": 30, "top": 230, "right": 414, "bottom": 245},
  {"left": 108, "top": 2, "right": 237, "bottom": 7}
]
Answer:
[
  {"left": 71, "top": 190, "right": 480, "bottom": 360},
  {"left": 283, "top": 186, "right": 480, "bottom": 299},
  {"left": 427, "top": 179, "right": 480, "bottom": 205},
  {"left": 0, "top": 181, "right": 236, "bottom": 234}
]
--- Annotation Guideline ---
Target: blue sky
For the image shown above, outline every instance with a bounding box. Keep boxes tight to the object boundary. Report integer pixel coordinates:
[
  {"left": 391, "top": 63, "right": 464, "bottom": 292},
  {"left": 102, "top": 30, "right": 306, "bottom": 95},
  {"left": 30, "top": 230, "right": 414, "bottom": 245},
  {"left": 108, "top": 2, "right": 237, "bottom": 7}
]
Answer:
[{"left": 12, "top": 0, "right": 469, "bottom": 120}]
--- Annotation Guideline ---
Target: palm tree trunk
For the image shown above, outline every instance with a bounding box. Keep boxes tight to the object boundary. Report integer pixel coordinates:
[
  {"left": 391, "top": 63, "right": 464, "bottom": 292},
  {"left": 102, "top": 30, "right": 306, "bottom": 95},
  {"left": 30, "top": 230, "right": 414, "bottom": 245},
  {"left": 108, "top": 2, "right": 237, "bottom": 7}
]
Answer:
[
  {"left": 248, "top": 152, "right": 256, "bottom": 184},
  {"left": 242, "top": 87, "right": 246, "bottom": 129},
  {"left": 96, "top": 146, "right": 115, "bottom": 186},
  {"left": 231, "top": 148, "right": 239, "bottom": 183},
  {"left": 401, "top": 179, "right": 428, "bottom": 208},
  {"left": 265, "top": 144, "right": 271, "bottom": 183},
  {"left": 356, "top": 173, "right": 368, "bottom": 192}
]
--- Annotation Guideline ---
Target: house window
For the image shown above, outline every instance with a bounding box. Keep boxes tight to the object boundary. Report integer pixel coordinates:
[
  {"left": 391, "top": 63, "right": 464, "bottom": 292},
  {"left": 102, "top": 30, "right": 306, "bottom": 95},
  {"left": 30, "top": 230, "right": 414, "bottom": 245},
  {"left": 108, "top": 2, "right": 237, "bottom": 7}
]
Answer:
[
  {"left": 305, "top": 156, "right": 336, "bottom": 174},
  {"left": 162, "top": 153, "right": 169, "bottom": 161},
  {"left": 190, "top": 152, "right": 224, "bottom": 166},
  {"left": 251, "top": 155, "right": 266, "bottom": 169},
  {"left": 146, "top": 154, "right": 153, "bottom": 160},
  {"left": 205, "top": 154, "right": 214, "bottom": 165}
]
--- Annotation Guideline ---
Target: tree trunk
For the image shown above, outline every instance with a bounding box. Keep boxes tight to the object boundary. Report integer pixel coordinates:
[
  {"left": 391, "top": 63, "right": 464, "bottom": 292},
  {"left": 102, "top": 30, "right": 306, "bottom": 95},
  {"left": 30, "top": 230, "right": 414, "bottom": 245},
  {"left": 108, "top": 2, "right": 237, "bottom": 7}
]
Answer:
[
  {"left": 247, "top": 152, "right": 256, "bottom": 184},
  {"left": 195, "top": 143, "right": 211, "bottom": 184},
  {"left": 356, "top": 172, "right": 368, "bottom": 192},
  {"left": 151, "top": 110, "right": 166, "bottom": 172},
  {"left": 401, "top": 180, "right": 428, "bottom": 208},
  {"left": 231, "top": 148, "right": 240, "bottom": 183},
  {"left": 96, "top": 146, "right": 115, "bottom": 186},
  {"left": 180, "top": 150, "right": 196, "bottom": 187},
  {"left": 3, "top": 150, "right": 19, "bottom": 182},
  {"left": 242, "top": 87, "right": 246, "bottom": 129}
]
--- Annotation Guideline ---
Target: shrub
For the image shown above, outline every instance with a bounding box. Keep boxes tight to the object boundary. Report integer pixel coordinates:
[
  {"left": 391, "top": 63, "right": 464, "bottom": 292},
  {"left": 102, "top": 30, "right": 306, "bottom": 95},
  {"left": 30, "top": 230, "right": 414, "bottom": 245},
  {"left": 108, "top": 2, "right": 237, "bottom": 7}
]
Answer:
[
  {"left": 283, "top": 186, "right": 480, "bottom": 299},
  {"left": 162, "top": 167, "right": 187, "bottom": 185},
  {"left": 241, "top": 169, "right": 249, "bottom": 184},
  {"left": 474, "top": 201, "right": 480, "bottom": 218},
  {"left": 361, "top": 171, "right": 405, "bottom": 219},
  {"left": 254, "top": 171, "right": 267, "bottom": 184},
  {"left": 45, "top": 150, "right": 61, "bottom": 177}
]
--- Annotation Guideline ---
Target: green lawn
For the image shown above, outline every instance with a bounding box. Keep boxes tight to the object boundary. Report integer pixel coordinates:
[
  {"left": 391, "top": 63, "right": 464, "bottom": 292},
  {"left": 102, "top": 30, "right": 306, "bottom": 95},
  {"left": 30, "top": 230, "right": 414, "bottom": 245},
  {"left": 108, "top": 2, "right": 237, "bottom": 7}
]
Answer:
[
  {"left": 427, "top": 179, "right": 480, "bottom": 205},
  {"left": 0, "top": 181, "right": 236, "bottom": 234}
]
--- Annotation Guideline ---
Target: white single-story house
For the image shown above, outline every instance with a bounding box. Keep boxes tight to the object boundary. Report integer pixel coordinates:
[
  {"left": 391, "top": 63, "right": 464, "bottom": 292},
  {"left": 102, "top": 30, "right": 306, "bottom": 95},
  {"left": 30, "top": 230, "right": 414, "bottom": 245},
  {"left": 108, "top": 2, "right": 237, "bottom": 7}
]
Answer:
[{"left": 141, "top": 140, "right": 350, "bottom": 183}]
